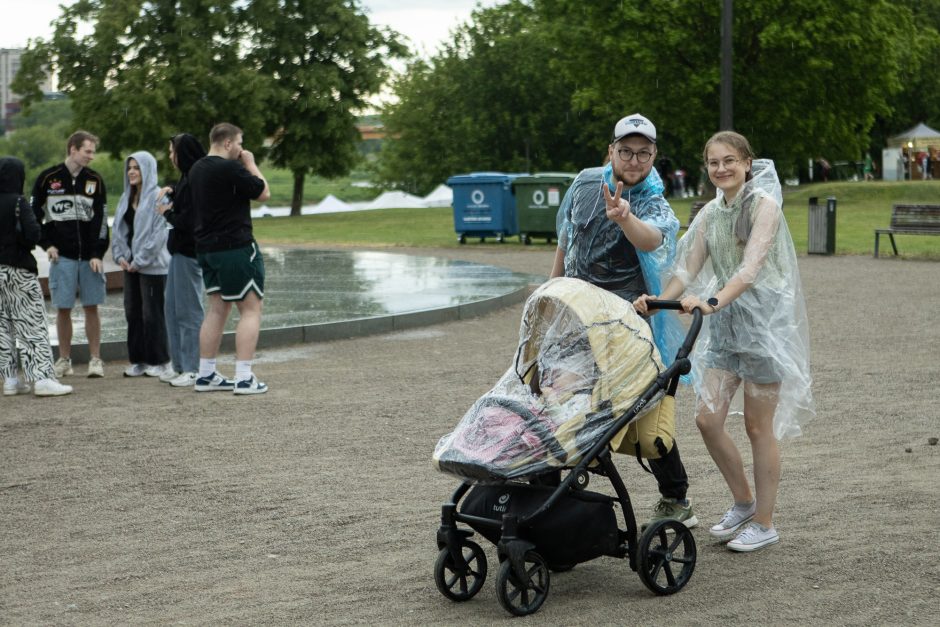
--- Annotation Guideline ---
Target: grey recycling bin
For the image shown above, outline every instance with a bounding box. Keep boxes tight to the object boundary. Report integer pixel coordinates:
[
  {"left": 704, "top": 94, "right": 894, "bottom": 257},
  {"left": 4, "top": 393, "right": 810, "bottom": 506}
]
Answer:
[{"left": 808, "top": 196, "right": 836, "bottom": 255}]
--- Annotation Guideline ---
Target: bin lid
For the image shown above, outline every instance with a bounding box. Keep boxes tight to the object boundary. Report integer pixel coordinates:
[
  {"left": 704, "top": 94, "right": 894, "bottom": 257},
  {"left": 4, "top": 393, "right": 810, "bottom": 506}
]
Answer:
[
  {"left": 513, "top": 172, "right": 577, "bottom": 185},
  {"left": 446, "top": 172, "right": 528, "bottom": 185}
]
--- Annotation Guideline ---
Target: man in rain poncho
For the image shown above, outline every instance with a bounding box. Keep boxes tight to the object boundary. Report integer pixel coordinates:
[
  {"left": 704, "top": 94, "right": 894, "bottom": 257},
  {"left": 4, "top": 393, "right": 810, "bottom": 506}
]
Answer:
[{"left": 551, "top": 113, "right": 696, "bottom": 529}]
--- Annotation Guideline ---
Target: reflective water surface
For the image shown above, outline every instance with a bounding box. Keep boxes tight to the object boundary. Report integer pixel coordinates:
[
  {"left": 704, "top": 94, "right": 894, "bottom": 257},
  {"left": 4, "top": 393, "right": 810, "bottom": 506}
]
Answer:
[{"left": 49, "top": 247, "right": 538, "bottom": 346}]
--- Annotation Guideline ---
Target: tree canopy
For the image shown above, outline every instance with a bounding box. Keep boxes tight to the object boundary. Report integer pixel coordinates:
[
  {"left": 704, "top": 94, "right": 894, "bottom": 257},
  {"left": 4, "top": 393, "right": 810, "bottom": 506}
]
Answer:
[
  {"left": 381, "top": 0, "right": 932, "bottom": 189},
  {"left": 13, "top": 0, "right": 402, "bottom": 209}
]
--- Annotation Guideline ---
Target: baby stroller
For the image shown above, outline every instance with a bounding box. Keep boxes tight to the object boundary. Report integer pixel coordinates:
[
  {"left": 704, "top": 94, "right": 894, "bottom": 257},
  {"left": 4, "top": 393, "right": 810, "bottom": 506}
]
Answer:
[{"left": 432, "top": 277, "right": 703, "bottom": 616}]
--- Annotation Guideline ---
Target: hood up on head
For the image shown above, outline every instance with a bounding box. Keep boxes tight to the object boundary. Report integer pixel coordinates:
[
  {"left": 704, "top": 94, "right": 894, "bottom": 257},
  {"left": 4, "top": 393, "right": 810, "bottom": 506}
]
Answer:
[
  {"left": 172, "top": 133, "right": 207, "bottom": 175},
  {"left": 0, "top": 156, "right": 26, "bottom": 195}
]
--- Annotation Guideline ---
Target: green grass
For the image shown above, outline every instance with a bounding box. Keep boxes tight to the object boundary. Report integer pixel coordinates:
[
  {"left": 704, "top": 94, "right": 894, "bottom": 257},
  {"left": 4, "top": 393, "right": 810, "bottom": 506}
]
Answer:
[
  {"left": 261, "top": 168, "right": 380, "bottom": 205},
  {"left": 253, "top": 180, "right": 940, "bottom": 259}
]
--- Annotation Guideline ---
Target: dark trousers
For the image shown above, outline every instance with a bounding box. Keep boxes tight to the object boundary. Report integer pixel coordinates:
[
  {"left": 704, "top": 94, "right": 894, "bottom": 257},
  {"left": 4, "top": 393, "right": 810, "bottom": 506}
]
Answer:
[
  {"left": 124, "top": 272, "right": 169, "bottom": 366},
  {"left": 648, "top": 441, "right": 689, "bottom": 501}
]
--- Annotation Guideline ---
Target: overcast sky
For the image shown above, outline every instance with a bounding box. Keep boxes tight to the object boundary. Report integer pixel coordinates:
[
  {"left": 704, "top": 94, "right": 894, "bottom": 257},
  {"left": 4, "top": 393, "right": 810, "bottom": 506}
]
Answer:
[{"left": 0, "top": 0, "right": 502, "bottom": 56}]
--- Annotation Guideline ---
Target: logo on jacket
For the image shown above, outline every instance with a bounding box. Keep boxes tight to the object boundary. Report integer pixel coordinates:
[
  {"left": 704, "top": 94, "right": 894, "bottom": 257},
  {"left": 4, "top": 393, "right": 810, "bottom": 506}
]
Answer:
[
  {"left": 50, "top": 180, "right": 62, "bottom": 191},
  {"left": 51, "top": 199, "right": 74, "bottom": 215},
  {"left": 85, "top": 181, "right": 97, "bottom": 195}
]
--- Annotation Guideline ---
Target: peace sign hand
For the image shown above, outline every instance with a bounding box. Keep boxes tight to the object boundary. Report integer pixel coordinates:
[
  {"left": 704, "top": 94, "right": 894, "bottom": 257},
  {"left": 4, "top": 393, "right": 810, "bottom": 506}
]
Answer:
[{"left": 602, "top": 180, "right": 632, "bottom": 226}]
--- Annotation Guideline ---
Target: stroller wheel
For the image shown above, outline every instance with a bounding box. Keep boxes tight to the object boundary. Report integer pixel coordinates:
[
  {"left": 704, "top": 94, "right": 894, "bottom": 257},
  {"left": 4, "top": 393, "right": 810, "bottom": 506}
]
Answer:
[
  {"left": 496, "top": 550, "right": 550, "bottom": 616},
  {"left": 637, "top": 519, "right": 696, "bottom": 595},
  {"left": 434, "top": 540, "right": 487, "bottom": 602}
]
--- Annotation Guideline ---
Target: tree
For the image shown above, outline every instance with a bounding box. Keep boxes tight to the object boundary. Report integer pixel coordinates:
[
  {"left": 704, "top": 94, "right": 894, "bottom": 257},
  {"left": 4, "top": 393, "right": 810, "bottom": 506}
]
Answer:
[
  {"left": 379, "top": 1, "right": 599, "bottom": 195},
  {"left": 535, "top": 0, "right": 912, "bottom": 177},
  {"left": 12, "top": 0, "right": 271, "bottom": 162},
  {"left": 244, "top": 0, "right": 407, "bottom": 215}
]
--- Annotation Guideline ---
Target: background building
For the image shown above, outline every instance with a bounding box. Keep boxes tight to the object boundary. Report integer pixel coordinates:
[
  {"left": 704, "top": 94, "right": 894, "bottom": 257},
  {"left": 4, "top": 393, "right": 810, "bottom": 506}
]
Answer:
[{"left": 0, "top": 48, "right": 55, "bottom": 132}]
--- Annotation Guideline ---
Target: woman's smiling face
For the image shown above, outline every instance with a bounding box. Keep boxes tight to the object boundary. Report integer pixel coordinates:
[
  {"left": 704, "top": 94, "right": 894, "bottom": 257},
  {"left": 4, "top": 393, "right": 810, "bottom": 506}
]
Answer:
[{"left": 706, "top": 141, "right": 751, "bottom": 200}]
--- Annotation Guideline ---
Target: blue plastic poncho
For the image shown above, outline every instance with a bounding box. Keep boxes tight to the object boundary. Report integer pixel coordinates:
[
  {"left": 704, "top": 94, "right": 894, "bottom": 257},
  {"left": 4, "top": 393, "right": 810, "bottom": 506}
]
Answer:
[{"left": 556, "top": 164, "right": 687, "bottom": 369}]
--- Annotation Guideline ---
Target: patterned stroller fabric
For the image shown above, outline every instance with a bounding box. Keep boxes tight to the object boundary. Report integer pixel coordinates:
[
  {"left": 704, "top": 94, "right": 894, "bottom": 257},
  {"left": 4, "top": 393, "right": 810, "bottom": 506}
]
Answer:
[{"left": 433, "top": 277, "right": 666, "bottom": 482}]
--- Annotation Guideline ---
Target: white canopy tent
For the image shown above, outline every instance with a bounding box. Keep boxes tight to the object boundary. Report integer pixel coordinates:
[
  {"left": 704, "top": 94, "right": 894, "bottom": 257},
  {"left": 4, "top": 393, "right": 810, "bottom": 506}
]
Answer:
[{"left": 422, "top": 184, "right": 453, "bottom": 208}]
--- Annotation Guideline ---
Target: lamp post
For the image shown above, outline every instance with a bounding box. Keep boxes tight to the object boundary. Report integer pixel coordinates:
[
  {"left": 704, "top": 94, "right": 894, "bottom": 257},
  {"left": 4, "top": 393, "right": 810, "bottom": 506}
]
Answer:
[{"left": 720, "top": 0, "right": 733, "bottom": 130}]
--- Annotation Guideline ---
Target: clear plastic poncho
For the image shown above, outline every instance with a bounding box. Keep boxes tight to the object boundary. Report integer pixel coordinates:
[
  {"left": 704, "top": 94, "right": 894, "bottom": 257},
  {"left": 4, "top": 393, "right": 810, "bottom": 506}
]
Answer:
[
  {"left": 433, "top": 277, "right": 667, "bottom": 482},
  {"left": 669, "top": 159, "right": 814, "bottom": 438},
  {"left": 555, "top": 164, "right": 688, "bottom": 374}
]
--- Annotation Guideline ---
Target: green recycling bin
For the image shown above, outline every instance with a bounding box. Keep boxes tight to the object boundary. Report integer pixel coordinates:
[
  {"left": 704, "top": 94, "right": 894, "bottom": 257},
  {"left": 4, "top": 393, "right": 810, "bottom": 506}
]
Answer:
[{"left": 512, "top": 173, "right": 576, "bottom": 245}]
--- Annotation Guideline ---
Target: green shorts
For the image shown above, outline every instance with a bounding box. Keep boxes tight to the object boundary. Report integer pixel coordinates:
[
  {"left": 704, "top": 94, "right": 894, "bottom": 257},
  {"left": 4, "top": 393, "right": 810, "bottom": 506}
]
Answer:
[{"left": 198, "top": 241, "right": 265, "bottom": 301}]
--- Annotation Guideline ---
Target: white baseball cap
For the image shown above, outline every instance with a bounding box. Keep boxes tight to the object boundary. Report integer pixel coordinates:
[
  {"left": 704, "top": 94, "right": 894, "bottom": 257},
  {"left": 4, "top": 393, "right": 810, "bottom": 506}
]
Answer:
[{"left": 612, "top": 113, "right": 657, "bottom": 144}]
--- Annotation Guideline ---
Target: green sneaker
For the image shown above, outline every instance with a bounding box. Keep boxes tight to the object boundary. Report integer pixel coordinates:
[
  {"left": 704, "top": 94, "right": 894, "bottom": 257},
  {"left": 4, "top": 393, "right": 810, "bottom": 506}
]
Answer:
[{"left": 642, "top": 497, "right": 699, "bottom": 531}]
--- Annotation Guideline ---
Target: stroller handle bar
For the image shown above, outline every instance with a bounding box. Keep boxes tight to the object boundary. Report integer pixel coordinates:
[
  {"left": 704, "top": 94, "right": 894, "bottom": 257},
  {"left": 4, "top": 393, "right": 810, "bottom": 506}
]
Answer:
[{"left": 642, "top": 300, "right": 703, "bottom": 365}]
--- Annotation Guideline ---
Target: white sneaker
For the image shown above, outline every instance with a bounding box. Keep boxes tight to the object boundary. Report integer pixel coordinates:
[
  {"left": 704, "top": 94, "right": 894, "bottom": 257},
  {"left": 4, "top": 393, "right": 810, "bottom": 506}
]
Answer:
[
  {"left": 124, "top": 363, "right": 147, "bottom": 377},
  {"left": 709, "top": 501, "right": 757, "bottom": 541},
  {"left": 233, "top": 374, "right": 268, "bottom": 395},
  {"left": 194, "top": 372, "right": 236, "bottom": 392},
  {"left": 727, "top": 522, "right": 779, "bottom": 552},
  {"left": 54, "top": 357, "right": 73, "bottom": 378},
  {"left": 3, "top": 380, "right": 31, "bottom": 396},
  {"left": 86, "top": 357, "right": 105, "bottom": 378},
  {"left": 170, "top": 371, "right": 198, "bottom": 387},
  {"left": 33, "top": 378, "right": 73, "bottom": 397},
  {"left": 159, "top": 368, "right": 181, "bottom": 383},
  {"left": 144, "top": 363, "right": 171, "bottom": 377}
]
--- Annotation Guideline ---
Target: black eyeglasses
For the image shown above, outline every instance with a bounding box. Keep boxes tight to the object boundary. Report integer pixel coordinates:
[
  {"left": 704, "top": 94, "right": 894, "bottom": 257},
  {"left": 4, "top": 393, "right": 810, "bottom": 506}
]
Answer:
[{"left": 617, "top": 148, "right": 654, "bottom": 164}]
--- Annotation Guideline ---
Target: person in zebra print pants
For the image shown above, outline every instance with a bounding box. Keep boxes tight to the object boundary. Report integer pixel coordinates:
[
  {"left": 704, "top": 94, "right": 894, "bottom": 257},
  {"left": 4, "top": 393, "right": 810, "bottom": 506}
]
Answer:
[{"left": 0, "top": 157, "right": 72, "bottom": 397}]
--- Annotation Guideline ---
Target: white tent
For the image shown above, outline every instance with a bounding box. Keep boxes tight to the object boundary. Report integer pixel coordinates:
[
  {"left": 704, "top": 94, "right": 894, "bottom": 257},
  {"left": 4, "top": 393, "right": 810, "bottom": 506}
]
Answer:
[
  {"left": 422, "top": 184, "right": 453, "bottom": 208},
  {"left": 302, "top": 194, "right": 352, "bottom": 215},
  {"left": 365, "top": 191, "right": 426, "bottom": 209},
  {"left": 888, "top": 122, "right": 940, "bottom": 149}
]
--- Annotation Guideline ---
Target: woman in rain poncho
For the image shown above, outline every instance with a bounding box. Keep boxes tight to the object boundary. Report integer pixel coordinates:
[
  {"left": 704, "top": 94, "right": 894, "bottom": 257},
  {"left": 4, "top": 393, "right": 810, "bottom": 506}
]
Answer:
[{"left": 635, "top": 131, "right": 814, "bottom": 553}]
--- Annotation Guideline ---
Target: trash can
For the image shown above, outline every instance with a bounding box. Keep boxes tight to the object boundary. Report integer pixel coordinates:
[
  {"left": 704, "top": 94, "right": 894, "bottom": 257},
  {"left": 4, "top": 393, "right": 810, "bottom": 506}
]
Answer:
[
  {"left": 512, "top": 173, "right": 576, "bottom": 245},
  {"left": 447, "top": 172, "right": 524, "bottom": 244},
  {"left": 808, "top": 196, "right": 836, "bottom": 254}
]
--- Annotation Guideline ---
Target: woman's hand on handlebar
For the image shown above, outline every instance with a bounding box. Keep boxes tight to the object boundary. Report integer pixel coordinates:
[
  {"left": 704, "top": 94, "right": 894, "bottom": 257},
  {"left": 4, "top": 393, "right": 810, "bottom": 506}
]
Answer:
[
  {"left": 680, "top": 295, "right": 711, "bottom": 315},
  {"left": 633, "top": 293, "right": 658, "bottom": 315}
]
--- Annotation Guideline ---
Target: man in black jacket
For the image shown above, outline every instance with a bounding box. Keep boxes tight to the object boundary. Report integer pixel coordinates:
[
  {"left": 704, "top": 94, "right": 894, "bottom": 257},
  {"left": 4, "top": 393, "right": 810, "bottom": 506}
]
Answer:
[{"left": 31, "top": 130, "right": 109, "bottom": 378}]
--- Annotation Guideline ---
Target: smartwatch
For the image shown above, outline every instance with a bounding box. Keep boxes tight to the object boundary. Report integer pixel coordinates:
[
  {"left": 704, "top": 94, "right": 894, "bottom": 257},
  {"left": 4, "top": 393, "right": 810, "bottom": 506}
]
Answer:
[{"left": 706, "top": 297, "right": 719, "bottom": 312}]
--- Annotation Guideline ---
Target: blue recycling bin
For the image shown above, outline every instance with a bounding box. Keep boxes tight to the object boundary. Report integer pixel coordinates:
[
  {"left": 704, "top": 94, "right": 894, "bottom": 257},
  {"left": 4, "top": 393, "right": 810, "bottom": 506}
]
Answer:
[{"left": 447, "top": 172, "right": 524, "bottom": 244}]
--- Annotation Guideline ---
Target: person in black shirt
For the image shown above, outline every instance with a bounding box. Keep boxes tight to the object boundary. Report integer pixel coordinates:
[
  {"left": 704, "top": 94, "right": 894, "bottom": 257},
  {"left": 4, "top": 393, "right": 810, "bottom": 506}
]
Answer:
[
  {"left": 155, "top": 133, "right": 207, "bottom": 387},
  {"left": 188, "top": 123, "right": 270, "bottom": 395},
  {"left": 0, "top": 156, "right": 73, "bottom": 396}
]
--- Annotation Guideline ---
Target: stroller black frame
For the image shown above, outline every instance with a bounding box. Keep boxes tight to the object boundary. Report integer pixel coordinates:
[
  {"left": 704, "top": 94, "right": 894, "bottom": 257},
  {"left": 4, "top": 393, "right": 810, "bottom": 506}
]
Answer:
[{"left": 434, "top": 302, "right": 703, "bottom": 616}]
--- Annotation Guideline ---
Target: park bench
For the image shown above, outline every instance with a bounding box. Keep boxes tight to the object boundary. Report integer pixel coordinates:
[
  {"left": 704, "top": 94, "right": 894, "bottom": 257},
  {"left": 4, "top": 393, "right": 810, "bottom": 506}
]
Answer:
[
  {"left": 679, "top": 201, "right": 706, "bottom": 231},
  {"left": 874, "top": 204, "right": 940, "bottom": 257}
]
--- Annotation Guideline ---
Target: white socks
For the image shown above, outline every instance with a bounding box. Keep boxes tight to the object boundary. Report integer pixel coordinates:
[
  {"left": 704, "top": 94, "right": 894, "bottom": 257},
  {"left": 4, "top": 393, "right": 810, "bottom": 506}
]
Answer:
[
  {"left": 198, "top": 358, "right": 216, "bottom": 378},
  {"left": 235, "top": 360, "right": 252, "bottom": 382}
]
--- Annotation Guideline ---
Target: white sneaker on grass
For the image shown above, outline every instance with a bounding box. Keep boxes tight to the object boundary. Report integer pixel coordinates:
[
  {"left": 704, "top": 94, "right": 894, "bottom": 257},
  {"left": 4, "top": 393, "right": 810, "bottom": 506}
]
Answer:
[
  {"left": 159, "top": 368, "right": 180, "bottom": 383},
  {"left": 34, "top": 378, "right": 73, "bottom": 397},
  {"left": 170, "top": 371, "right": 198, "bottom": 387},
  {"left": 124, "top": 364, "right": 146, "bottom": 377},
  {"left": 54, "top": 357, "right": 73, "bottom": 378},
  {"left": 709, "top": 501, "right": 757, "bottom": 541},
  {"left": 727, "top": 522, "right": 779, "bottom": 552},
  {"left": 3, "top": 380, "right": 31, "bottom": 396},
  {"left": 233, "top": 375, "right": 268, "bottom": 395},
  {"left": 86, "top": 357, "right": 105, "bottom": 378}
]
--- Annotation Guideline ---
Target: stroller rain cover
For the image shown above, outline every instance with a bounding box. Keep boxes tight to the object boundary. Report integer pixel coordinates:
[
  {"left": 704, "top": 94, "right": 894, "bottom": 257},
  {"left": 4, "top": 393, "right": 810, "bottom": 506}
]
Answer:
[{"left": 433, "top": 277, "right": 666, "bottom": 482}]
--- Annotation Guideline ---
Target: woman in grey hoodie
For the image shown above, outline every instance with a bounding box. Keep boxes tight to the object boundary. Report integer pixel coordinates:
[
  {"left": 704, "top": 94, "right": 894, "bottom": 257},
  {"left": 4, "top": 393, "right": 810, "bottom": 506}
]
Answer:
[{"left": 111, "top": 151, "right": 171, "bottom": 377}]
